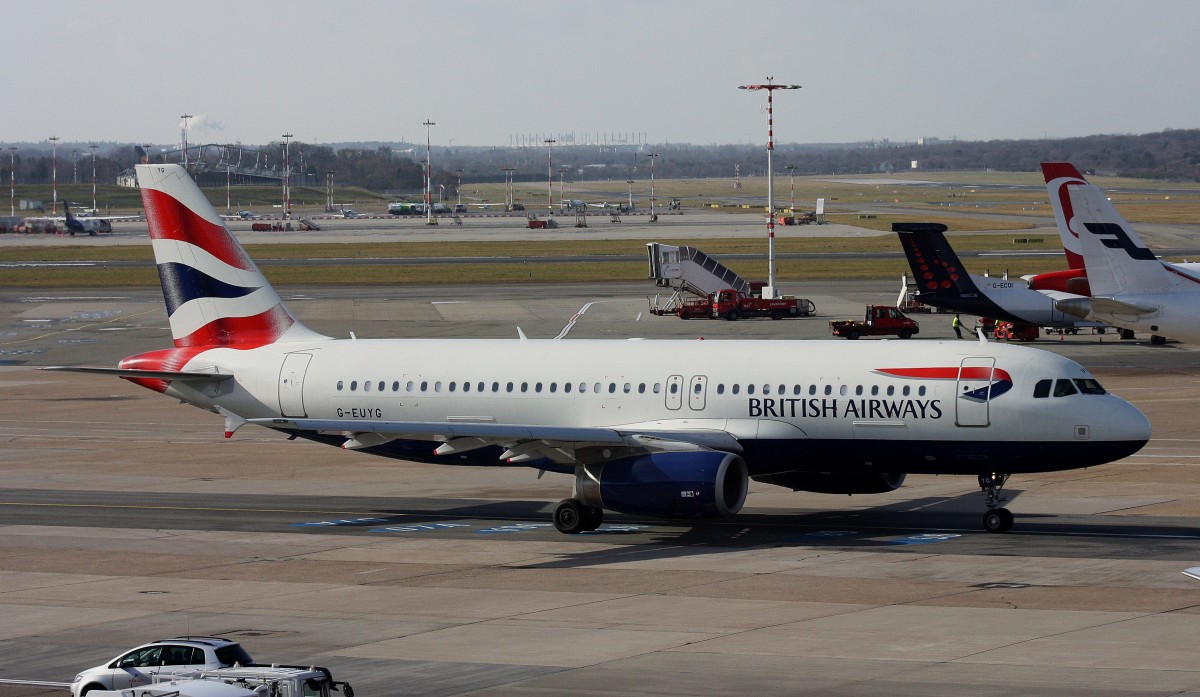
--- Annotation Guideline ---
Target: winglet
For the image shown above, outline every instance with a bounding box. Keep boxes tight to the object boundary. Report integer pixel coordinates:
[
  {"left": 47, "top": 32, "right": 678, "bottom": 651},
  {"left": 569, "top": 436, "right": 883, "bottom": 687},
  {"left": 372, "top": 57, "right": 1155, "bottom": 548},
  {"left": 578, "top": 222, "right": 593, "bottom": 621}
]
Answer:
[{"left": 218, "top": 406, "right": 247, "bottom": 438}]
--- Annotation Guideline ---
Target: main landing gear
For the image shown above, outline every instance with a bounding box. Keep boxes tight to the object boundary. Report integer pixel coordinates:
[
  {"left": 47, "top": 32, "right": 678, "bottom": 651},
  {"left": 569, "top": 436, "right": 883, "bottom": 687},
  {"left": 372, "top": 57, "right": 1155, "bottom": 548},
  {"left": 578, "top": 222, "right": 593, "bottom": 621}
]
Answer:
[
  {"left": 553, "top": 498, "right": 604, "bottom": 534},
  {"left": 979, "top": 472, "right": 1014, "bottom": 533}
]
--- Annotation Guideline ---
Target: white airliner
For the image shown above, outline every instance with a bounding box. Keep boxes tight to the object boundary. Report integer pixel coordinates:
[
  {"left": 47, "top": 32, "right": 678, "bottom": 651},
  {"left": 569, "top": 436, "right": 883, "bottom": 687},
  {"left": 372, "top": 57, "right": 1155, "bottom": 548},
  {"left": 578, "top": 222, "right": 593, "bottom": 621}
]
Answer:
[
  {"left": 1042, "top": 162, "right": 1200, "bottom": 344},
  {"left": 894, "top": 223, "right": 1105, "bottom": 332},
  {"left": 31, "top": 202, "right": 139, "bottom": 236},
  {"left": 47, "top": 164, "right": 1151, "bottom": 534}
]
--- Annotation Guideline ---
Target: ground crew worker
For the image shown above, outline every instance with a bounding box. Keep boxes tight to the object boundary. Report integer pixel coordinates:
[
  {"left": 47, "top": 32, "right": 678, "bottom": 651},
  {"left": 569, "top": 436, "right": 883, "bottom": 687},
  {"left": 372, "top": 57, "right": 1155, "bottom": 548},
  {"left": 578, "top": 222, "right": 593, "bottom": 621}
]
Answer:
[{"left": 952, "top": 314, "right": 963, "bottom": 339}]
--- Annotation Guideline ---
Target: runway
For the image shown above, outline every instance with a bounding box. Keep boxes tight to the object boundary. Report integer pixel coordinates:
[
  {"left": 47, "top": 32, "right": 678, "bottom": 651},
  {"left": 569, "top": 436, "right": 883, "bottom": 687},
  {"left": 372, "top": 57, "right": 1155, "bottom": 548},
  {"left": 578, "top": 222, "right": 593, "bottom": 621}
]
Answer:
[{"left": 2, "top": 281, "right": 1199, "bottom": 696}]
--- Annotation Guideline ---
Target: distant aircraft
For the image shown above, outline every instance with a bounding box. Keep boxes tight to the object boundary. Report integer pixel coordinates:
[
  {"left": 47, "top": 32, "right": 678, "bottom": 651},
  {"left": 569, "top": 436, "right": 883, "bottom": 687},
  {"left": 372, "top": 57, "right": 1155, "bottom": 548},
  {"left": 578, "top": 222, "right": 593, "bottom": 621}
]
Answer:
[
  {"left": 1043, "top": 164, "right": 1200, "bottom": 344},
  {"left": 63, "top": 203, "right": 112, "bottom": 235},
  {"left": 39, "top": 202, "right": 139, "bottom": 236},
  {"left": 894, "top": 223, "right": 1106, "bottom": 333},
  {"left": 46, "top": 165, "right": 1151, "bottom": 535}
]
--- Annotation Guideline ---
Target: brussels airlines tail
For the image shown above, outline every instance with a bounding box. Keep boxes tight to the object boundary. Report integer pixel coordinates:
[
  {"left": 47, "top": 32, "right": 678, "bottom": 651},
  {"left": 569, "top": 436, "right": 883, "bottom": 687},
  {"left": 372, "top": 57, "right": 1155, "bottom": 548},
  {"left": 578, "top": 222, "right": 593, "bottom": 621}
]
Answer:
[
  {"left": 894, "top": 223, "right": 1100, "bottom": 330},
  {"left": 45, "top": 165, "right": 1150, "bottom": 535}
]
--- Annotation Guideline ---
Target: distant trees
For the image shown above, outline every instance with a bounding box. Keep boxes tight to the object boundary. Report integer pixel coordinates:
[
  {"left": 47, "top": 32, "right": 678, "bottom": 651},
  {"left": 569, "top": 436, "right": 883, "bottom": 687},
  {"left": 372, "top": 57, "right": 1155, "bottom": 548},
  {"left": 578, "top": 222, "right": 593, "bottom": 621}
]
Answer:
[{"left": 6, "top": 129, "right": 1200, "bottom": 192}]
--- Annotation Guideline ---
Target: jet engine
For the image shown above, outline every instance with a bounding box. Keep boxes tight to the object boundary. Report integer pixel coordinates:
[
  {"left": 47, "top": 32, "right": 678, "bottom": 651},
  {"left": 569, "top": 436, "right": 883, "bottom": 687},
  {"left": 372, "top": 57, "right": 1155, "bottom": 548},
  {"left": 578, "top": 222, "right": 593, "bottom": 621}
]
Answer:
[
  {"left": 753, "top": 471, "right": 906, "bottom": 495},
  {"left": 575, "top": 451, "right": 748, "bottom": 519}
]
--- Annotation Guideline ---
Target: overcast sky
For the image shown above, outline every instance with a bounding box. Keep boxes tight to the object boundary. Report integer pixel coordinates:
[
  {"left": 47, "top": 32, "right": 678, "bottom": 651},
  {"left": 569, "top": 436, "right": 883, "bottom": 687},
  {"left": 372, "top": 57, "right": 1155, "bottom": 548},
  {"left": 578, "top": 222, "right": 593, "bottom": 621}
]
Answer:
[{"left": 7, "top": 0, "right": 1200, "bottom": 149}]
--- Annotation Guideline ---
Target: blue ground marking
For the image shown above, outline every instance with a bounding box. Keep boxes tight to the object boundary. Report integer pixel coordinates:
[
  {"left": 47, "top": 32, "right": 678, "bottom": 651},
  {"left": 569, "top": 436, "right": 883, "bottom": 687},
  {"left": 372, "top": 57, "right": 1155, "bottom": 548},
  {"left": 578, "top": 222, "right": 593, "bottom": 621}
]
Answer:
[
  {"left": 369, "top": 522, "right": 472, "bottom": 533},
  {"left": 887, "top": 533, "right": 962, "bottom": 545},
  {"left": 475, "top": 523, "right": 554, "bottom": 534},
  {"left": 292, "top": 517, "right": 391, "bottom": 527}
]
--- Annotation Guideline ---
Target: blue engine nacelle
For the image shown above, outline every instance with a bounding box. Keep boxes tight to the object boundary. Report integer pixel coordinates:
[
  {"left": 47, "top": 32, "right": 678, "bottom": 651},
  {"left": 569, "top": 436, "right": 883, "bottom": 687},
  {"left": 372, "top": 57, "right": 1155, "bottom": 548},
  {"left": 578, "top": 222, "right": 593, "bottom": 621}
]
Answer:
[{"left": 575, "top": 451, "right": 748, "bottom": 519}]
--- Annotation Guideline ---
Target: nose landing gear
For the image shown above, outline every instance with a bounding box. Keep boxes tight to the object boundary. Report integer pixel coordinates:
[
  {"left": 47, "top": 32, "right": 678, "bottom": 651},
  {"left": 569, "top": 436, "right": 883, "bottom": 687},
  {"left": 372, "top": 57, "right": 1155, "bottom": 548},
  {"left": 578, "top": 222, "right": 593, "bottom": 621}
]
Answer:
[{"left": 979, "top": 473, "right": 1013, "bottom": 533}]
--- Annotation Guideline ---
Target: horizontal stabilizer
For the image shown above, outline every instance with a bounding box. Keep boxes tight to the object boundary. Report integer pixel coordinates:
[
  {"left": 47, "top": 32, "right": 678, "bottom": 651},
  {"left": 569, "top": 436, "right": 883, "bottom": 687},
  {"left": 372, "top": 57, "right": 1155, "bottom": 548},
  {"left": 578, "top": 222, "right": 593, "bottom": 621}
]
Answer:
[
  {"left": 41, "top": 366, "right": 234, "bottom": 383},
  {"left": 1089, "top": 296, "right": 1159, "bottom": 316},
  {"left": 891, "top": 222, "right": 948, "bottom": 234}
]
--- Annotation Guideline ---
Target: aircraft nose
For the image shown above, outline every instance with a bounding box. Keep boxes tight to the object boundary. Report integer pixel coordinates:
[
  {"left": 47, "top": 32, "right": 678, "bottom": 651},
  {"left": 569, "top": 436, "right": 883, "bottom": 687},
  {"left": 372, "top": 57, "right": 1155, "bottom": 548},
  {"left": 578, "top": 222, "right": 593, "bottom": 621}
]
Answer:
[{"left": 1104, "top": 396, "right": 1152, "bottom": 448}]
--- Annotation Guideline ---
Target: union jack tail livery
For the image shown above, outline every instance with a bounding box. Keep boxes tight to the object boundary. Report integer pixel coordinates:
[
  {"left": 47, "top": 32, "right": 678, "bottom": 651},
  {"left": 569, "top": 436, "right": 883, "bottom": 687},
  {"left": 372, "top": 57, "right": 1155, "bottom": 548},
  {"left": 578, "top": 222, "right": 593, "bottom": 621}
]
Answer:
[{"left": 137, "top": 164, "right": 328, "bottom": 348}]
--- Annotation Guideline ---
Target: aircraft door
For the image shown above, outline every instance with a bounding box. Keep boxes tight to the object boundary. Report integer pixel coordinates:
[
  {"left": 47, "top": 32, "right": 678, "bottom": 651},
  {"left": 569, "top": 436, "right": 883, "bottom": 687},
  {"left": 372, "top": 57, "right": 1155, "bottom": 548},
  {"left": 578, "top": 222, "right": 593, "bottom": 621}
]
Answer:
[
  {"left": 688, "top": 375, "right": 708, "bottom": 411},
  {"left": 665, "top": 375, "right": 684, "bottom": 410},
  {"left": 955, "top": 357, "right": 995, "bottom": 427},
  {"left": 279, "top": 352, "right": 312, "bottom": 418}
]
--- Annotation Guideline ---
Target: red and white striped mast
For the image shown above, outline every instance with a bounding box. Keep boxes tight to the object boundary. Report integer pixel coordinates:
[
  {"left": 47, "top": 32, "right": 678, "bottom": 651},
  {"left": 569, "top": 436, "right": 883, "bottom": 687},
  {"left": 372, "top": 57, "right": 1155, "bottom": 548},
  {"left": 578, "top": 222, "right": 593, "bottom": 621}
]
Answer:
[{"left": 739, "top": 77, "right": 800, "bottom": 299}]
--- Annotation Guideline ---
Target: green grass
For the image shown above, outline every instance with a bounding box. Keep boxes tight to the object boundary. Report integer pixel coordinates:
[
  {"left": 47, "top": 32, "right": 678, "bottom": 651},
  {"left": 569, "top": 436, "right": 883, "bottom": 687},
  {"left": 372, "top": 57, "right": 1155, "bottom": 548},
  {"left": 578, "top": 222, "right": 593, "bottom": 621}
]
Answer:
[{"left": 0, "top": 233, "right": 1068, "bottom": 288}]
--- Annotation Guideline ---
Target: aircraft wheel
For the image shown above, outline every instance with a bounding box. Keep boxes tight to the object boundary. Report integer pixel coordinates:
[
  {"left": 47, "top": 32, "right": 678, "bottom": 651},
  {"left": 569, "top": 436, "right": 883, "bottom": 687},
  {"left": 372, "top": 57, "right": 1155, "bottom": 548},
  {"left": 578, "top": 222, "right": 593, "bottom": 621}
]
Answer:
[
  {"left": 581, "top": 506, "right": 604, "bottom": 532},
  {"left": 1150, "top": 334, "right": 1166, "bottom": 345},
  {"left": 553, "top": 499, "right": 587, "bottom": 534},
  {"left": 983, "top": 508, "right": 1014, "bottom": 533},
  {"left": 1120, "top": 329, "right": 1136, "bottom": 340}
]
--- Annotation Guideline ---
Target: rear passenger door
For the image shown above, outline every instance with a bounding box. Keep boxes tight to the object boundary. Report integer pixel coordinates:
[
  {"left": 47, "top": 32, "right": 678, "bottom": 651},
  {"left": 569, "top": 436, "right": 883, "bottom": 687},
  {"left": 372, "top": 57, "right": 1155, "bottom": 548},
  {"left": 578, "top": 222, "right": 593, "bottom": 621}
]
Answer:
[{"left": 155, "top": 644, "right": 206, "bottom": 680}]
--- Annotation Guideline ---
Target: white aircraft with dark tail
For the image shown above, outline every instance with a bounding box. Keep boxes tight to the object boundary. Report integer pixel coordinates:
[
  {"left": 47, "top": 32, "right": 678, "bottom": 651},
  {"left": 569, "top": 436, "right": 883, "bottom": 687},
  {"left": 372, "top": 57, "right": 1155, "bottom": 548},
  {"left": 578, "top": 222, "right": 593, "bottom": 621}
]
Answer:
[
  {"left": 47, "top": 165, "right": 1151, "bottom": 534},
  {"left": 894, "top": 222, "right": 1105, "bottom": 333}
]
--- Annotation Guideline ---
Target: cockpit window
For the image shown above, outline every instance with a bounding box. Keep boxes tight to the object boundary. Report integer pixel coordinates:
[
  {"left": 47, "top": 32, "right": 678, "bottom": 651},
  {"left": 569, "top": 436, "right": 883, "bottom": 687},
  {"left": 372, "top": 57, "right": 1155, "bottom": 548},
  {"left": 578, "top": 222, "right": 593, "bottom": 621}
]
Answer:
[
  {"left": 1053, "top": 379, "right": 1078, "bottom": 397},
  {"left": 1073, "top": 378, "right": 1106, "bottom": 395},
  {"left": 1033, "top": 379, "right": 1051, "bottom": 398}
]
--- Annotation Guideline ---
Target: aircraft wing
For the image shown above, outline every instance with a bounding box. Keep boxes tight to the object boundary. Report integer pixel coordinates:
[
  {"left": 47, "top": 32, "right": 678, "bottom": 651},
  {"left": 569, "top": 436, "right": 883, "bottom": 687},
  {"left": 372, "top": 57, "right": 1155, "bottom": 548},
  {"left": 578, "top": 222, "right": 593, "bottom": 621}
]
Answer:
[
  {"left": 80, "top": 214, "right": 140, "bottom": 221},
  {"left": 248, "top": 416, "right": 742, "bottom": 464}
]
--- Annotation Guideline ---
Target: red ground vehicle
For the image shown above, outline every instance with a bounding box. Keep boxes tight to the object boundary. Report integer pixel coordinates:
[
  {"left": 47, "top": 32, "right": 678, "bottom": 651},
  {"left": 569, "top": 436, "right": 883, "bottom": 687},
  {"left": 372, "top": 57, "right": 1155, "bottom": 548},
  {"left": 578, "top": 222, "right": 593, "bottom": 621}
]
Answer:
[
  {"left": 709, "top": 289, "right": 815, "bottom": 320},
  {"left": 993, "top": 321, "right": 1040, "bottom": 341},
  {"left": 829, "top": 305, "right": 920, "bottom": 340}
]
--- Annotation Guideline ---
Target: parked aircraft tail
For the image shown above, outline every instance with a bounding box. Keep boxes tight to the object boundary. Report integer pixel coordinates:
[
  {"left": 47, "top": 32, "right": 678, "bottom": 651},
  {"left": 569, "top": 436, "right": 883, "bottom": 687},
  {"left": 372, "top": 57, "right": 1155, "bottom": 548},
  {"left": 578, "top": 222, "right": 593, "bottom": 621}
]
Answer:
[
  {"left": 894, "top": 222, "right": 984, "bottom": 299},
  {"left": 1041, "top": 163, "right": 1090, "bottom": 270},
  {"left": 1051, "top": 167, "right": 1177, "bottom": 297},
  {"left": 135, "top": 164, "right": 328, "bottom": 349}
]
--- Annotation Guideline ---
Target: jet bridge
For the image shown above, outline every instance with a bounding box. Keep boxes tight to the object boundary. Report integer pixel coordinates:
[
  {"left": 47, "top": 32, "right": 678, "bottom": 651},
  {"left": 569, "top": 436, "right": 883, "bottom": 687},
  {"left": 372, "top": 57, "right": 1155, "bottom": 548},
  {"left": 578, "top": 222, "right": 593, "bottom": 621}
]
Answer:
[{"left": 647, "top": 243, "right": 751, "bottom": 298}]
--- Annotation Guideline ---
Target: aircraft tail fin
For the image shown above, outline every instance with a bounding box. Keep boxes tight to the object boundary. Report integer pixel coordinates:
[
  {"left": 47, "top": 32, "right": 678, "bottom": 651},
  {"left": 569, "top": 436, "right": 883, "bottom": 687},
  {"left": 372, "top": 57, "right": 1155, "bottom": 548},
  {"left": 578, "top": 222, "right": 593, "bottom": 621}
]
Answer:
[
  {"left": 1063, "top": 174, "right": 1177, "bottom": 297},
  {"left": 893, "top": 223, "right": 984, "bottom": 299},
  {"left": 1041, "top": 162, "right": 1089, "bottom": 270},
  {"left": 134, "top": 164, "right": 328, "bottom": 348}
]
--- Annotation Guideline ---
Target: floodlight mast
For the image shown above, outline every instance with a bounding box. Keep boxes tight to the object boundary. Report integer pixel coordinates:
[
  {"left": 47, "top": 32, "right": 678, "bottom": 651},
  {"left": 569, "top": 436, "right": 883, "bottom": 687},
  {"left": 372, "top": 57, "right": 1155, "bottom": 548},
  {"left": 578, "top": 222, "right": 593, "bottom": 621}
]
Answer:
[
  {"left": 739, "top": 78, "right": 800, "bottom": 299},
  {"left": 49, "top": 136, "right": 60, "bottom": 216},
  {"left": 424, "top": 119, "right": 436, "bottom": 224},
  {"left": 544, "top": 138, "right": 556, "bottom": 219}
]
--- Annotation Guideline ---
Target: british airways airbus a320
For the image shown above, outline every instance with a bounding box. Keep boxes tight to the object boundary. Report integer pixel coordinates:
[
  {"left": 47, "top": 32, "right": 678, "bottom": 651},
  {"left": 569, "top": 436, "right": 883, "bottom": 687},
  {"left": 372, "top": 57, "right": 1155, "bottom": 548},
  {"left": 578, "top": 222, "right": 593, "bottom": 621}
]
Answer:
[{"left": 48, "top": 165, "right": 1151, "bottom": 534}]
